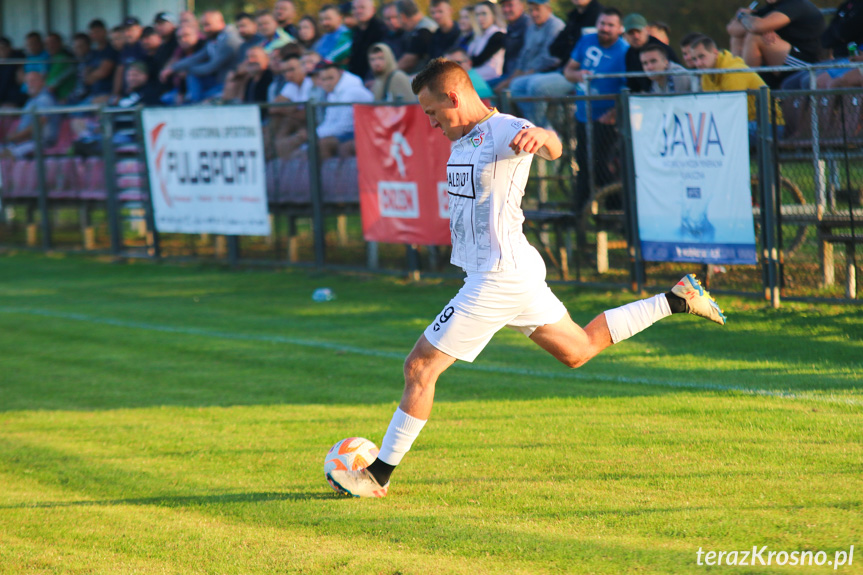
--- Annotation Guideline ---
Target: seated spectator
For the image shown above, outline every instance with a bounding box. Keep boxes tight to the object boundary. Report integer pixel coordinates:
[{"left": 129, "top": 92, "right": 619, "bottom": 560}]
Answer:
[
  {"left": 139, "top": 27, "right": 166, "bottom": 91},
  {"left": 160, "top": 25, "right": 207, "bottom": 105},
  {"left": 112, "top": 17, "right": 145, "bottom": 103},
  {"left": 467, "top": 1, "right": 506, "bottom": 81},
  {"left": 496, "top": 0, "right": 565, "bottom": 94},
  {"left": 548, "top": 0, "right": 602, "bottom": 69},
  {"left": 445, "top": 47, "right": 494, "bottom": 98},
  {"left": 340, "top": 2, "right": 358, "bottom": 30},
  {"left": 382, "top": 2, "right": 407, "bottom": 59},
  {"left": 160, "top": 11, "right": 242, "bottom": 103},
  {"left": 782, "top": 0, "right": 863, "bottom": 89},
  {"left": 428, "top": 0, "right": 461, "bottom": 60},
  {"left": 1, "top": 72, "right": 59, "bottom": 158},
  {"left": 240, "top": 46, "right": 274, "bottom": 104},
  {"left": 691, "top": 35, "right": 784, "bottom": 143},
  {"left": 369, "top": 43, "right": 414, "bottom": 101},
  {"left": 500, "top": 0, "right": 529, "bottom": 80},
  {"left": 45, "top": 33, "right": 77, "bottom": 103},
  {"left": 457, "top": 6, "right": 479, "bottom": 51},
  {"left": 727, "top": 0, "right": 825, "bottom": 71},
  {"left": 639, "top": 44, "right": 696, "bottom": 93},
  {"left": 297, "top": 16, "right": 321, "bottom": 50},
  {"left": 278, "top": 60, "right": 372, "bottom": 159},
  {"left": 234, "top": 12, "right": 265, "bottom": 66},
  {"left": 275, "top": 0, "right": 300, "bottom": 38},
  {"left": 302, "top": 49, "right": 323, "bottom": 74},
  {"left": 314, "top": 4, "right": 353, "bottom": 65},
  {"left": 111, "top": 62, "right": 163, "bottom": 146},
  {"left": 82, "top": 20, "right": 118, "bottom": 104},
  {"left": 680, "top": 32, "right": 702, "bottom": 69},
  {"left": 622, "top": 13, "right": 678, "bottom": 93},
  {"left": 179, "top": 11, "right": 200, "bottom": 33},
  {"left": 0, "top": 37, "right": 26, "bottom": 107},
  {"left": 67, "top": 33, "right": 93, "bottom": 104},
  {"left": 647, "top": 21, "right": 670, "bottom": 45},
  {"left": 349, "top": 0, "right": 388, "bottom": 81},
  {"left": 269, "top": 51, "right": 315, "bottom": 148},
  {"left": 562, "top": 7, "right": 628, "bottom": 210},
  {"left": 154, "top": 12, "right": 179, "bottom": 74},
  {"left": 109, "top": 26, "right": 126, "bottom": 54},
  {"left": 396, "top": 0, "right": 439, "bottom": 74},
  {"left": 829, "top": 53, "right": 863, "bottom": 88},
  {"left": 257, "top": 10, "right": 295, "bottom": 54},
  {"left": 23, "top": 32, "right": 50, "bottom": 77}
]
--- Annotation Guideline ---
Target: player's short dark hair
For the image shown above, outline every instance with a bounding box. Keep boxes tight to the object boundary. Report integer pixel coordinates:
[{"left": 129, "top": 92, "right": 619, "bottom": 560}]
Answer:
[
  {"left": 411, "top": 57, "right": 470, "bottom": 98},
  {"left": 235, "top": 12, "right": 255, "bottom": 22},
  {"left": 690, "top": 35, "right": 716, "bottom": 52},
  {"left": 639, "top": 44, "right": 667, "bottom": 59},
  {"left": 396, "top": 0, "right": 420, "bottom": 18},
  {"left": 599, "top": 7, "right": 623, "bottom": 21},
  {"left": 680, "top": 32, "right": 704, "bottom": 48}
]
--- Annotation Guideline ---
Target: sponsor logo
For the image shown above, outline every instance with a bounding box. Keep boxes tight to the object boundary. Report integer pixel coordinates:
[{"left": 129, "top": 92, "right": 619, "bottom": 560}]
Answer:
[
  {"left": 471, "top": 132, "right": 484, "bottom": 147},
  {"left": 437, "top": 182, "right": 450, "bottom": 219},
  {"left": 446, "top": 164, "right": 475, "bottom": 198},
  {"left": 378, "top": 181, "right": 419, "bottom": 218}
]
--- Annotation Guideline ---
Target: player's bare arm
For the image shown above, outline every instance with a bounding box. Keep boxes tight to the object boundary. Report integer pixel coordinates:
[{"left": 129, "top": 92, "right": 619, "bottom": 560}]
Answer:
[{"left": 509, "top": 127, "right": 562, "bottom": 161}]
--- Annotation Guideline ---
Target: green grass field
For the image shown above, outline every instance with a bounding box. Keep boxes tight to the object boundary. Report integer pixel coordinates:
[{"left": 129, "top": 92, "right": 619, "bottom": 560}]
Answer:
[{"left": 0, "top": 252, "right": 861, "bottom": 574}]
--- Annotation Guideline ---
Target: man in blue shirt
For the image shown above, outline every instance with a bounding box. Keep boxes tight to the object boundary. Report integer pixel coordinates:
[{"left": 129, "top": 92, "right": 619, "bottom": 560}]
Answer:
[{"left": 563, "top": 7, "right": 627, "bottom": 211}]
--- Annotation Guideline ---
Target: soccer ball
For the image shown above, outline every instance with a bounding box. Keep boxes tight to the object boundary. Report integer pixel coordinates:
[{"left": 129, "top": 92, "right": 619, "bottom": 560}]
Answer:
[{"left": 324, "top": 437, "right": 379, "bottom": 492}]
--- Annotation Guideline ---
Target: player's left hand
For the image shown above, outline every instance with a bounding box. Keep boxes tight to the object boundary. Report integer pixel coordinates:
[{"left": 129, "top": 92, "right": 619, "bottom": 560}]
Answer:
[{"left": 510, "top": 127, "right": 550, "bottom": 155}]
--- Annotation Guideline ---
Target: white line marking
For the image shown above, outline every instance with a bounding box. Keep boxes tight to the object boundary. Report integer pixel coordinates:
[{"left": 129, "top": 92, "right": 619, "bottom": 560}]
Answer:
[{"left": 1, "top": 306, "right": 859, "bottom": 406}]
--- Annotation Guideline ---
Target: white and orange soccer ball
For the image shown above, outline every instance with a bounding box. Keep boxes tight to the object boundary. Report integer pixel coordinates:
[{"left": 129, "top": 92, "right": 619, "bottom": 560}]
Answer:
[{"left": 324, "top": 437, "right": 379, "bottom": 493}]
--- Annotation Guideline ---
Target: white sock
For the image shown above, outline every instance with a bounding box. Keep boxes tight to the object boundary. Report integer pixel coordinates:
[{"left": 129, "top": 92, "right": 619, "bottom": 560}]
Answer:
[
  {"left": 376, "top": 407, "right": 427, "bottom": 466},
  {"left": 604, "top": 294, "right": 672, "bottom": 344}
]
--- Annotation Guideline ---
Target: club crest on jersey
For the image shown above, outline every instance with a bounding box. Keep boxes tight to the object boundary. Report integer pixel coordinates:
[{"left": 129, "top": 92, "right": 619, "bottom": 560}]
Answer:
[{"left": 471, "top": 132, "right": 484, "bottom": 147}]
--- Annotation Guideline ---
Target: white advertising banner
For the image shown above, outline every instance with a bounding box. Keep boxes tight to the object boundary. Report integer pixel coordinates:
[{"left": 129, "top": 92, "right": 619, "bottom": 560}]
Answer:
[
  {"left": 142, "top": 106, "right": 270, "bottom": 236},
  {"left": 630, "top": 93, "right": 756, "bottom": 264}
]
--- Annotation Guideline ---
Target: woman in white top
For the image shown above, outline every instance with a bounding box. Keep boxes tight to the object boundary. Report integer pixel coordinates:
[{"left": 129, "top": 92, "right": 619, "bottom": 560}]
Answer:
[{"left": 466, "top": 1, "right": 506, "bottom": 81}]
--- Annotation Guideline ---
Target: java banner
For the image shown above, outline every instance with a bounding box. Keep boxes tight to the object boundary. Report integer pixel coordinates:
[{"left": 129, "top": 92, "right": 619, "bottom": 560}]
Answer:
[
  {"left": 629, "top": 93, "right": 756, "bottom": 264},
  {"left": 354, "top": 105, "right": 451, "bottom": 245},
  {"left": 142, "top": 106, "right": 270, "bottom": 236}
]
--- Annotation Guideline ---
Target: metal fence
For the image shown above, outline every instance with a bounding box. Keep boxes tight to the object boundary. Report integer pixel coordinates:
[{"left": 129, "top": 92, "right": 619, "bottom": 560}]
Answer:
[{"left": 0, "top": 73, "right": 861, "bottom": 305}]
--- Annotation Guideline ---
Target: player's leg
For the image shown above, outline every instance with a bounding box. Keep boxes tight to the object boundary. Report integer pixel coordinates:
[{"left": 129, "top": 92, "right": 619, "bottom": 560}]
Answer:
[{"left": 530, "top": 274, "right": 726, "bottom": 368}]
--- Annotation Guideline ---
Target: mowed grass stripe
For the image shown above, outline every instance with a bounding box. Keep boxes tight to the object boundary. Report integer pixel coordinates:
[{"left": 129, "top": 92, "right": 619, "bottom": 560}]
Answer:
[{"left": 1, "top": 304, "right": 860, "bottom": 407}]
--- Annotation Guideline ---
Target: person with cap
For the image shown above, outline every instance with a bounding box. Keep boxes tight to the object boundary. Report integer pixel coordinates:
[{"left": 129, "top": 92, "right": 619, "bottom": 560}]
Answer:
[
  {"left": 348, "top": 0, "right": 388, "bottom": 82},
  {"left": 153, "top": 12, "right": 179, "bottom": 83},
  {"left": 159, "top": 11, "right": 242, "bottom": 103},
  {"left": 495, "top": 0, "right": 565, "bottom": 94},
  {"left": 112, "top": 17, "right": 145, "bottom": 102},
  {"left": 622, "top": 13, "right": 678, "bottom": 93}
]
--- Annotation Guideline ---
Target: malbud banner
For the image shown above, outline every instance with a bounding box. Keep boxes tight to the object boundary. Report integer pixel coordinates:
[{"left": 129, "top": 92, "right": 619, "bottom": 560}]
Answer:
[
  {"left": 629, "top": 93, "right": 757, "bottom": 265},
  {"left": 354, "top": 105, "right": 452, "bottom": 245},
  {"left": 142, "top": 106, "right": 270, "bottom": 236}
]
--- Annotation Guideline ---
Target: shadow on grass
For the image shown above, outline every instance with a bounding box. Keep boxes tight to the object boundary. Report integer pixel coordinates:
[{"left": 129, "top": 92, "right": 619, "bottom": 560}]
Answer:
[{"left": 0, "top": 491, "right": 343, "bottom": 510}]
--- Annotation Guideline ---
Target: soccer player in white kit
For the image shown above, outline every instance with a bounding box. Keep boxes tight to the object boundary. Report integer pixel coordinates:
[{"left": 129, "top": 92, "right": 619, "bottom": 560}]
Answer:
[{"left": 327, "top": 59, "right": 726, "bottom": 498}]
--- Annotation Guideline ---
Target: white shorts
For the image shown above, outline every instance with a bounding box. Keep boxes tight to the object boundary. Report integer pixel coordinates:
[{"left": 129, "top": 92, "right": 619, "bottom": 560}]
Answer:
[{"left": 424, "top": 246, "right": 567, "bottom": 362}]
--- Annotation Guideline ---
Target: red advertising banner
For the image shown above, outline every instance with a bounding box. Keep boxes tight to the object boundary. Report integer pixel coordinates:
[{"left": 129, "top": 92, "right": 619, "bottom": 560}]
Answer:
[{"left": 354, "top": 105, "right": 452, "bottom": 245}]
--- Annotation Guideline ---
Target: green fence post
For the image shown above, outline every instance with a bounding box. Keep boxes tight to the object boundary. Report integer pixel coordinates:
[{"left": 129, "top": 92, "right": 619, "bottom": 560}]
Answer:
[
  {"left": 305, "top": 99, "right": 325, "bottom": 268},
  {"left": 757, "top": 86, "right": 780, "bottom": 308}
]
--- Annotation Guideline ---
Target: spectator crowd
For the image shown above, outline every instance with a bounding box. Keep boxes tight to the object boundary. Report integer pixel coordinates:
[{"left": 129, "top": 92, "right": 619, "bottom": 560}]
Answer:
[{"left": 0, "top": 0, "right": 861, "bottom": 199}]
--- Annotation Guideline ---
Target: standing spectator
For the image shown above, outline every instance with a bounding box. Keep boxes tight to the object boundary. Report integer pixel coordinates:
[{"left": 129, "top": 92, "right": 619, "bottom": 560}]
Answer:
[
  {"left": 349, "top": 0, "right": 388, "bottom": 81},
  {"left": 139, "top": 27, "right": 165, "bottom": 91},
  {"left": 235, "top": 12, "right": 265, "bottom": 66},
  {"left": 154, "top": 12, "right": 179, "bottom": 80},
  {"left": 83, "top": 20, "right": 118, "bottom": 103},
  {"left": 297, "top": 16, "right": 321, "bottom": 50},
  {"left": 428, "top": 0, "right": 461, "bottom": 60},
  {"left": 160, "top": 11, "right": 242, "bottom": 103},
  {"left": 467, "top": 2, "right": 506, "bottom": 81},
  {"left": 382, "top": 2, "right": 406, "bottom": 59},
  {"left": 315, "top": 4, "right": 353, "bottom": 65},
  {"left": 395, "top": 0, "right": 438, "bottom": 74},
  {"left": 160, "top": 25, "right": 206, "bottom": 105},
  {"left": 727, "top": 0, "right": 825, "bottom": 69},
  {"left": 445, "top": 47, "right": 494, "bottom": 98},
  {"left": 0, "top": 38, "right": 26, "bottom": 107},
  {"left": 368, "top": 42, "right": 413, "bottom": 101},
  {"left": 275, "top": 0, "right": 300, "bottom": 38},
  {"left": 45, "top": 33, "right": 77, "bottom": 102},
  {"left": 68, "top": 33, "right": 93, "bottom": 104},
  {"left": 500, "top": 0, "right": 529, "bottom": 80},
  {"left": 548, "top": 0, "right": 603, "bottom": 67},
  {"left": 109, "top": 26, "right": 126, "bottom": 54},
  {"left": 498, "top": 0, "right": 565, "bottom": 94},
  {"left": 257, "top": 10, "right": 294, "bottom": 55},
  {"left": 622, "top": 13, "right": 677, "bottom": 93},
  {"left": 112, "top": 17, "right": 145, "bottom": 102},
  {"left": 1, "top": 72, "right": 59, "bottom": 158},
  {"left": 639, "top": 44, "right": 695, "bottom": 93},
  {"left": 562, "top": 7, "right": 628, "bottom": 211},
  {"left": 457, "top": 7, "right": 479, "bottom": 51}
]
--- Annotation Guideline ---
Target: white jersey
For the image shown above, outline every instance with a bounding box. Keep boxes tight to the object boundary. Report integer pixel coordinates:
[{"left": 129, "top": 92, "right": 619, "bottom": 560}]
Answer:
[{"left": 446, "top": 110, "right": 535, "bottom": 273}]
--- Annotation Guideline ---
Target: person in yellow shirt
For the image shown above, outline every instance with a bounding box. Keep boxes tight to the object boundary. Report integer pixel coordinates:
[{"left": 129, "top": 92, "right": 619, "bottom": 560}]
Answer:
[{"left": 690, "top": 35, "right": 783, "bottom": 144}]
